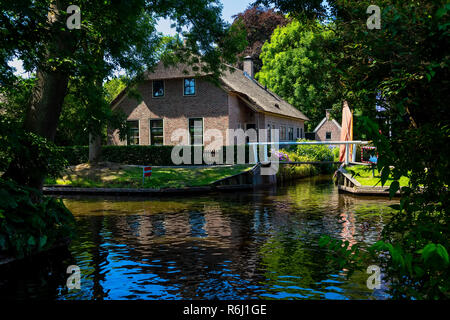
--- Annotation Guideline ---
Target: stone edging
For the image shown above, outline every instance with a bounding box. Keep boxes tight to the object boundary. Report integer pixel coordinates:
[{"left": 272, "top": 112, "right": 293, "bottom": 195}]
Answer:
[{"left": 42, "top": 184, "right": 254, "bottom": 196}]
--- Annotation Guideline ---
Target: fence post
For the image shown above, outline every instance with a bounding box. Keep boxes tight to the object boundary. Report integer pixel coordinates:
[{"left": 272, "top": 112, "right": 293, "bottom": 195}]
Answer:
[
  {"left": 352, "top": 144, "right": 357, "bottom": 163},
  {"left": 345, "top": 143, "right": 350, "bottom": 165}
]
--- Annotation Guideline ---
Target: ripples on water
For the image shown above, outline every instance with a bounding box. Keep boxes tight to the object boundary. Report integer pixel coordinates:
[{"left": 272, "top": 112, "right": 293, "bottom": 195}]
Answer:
[{"left": 0, "top": 175, "right": 396, "bottom": 300}]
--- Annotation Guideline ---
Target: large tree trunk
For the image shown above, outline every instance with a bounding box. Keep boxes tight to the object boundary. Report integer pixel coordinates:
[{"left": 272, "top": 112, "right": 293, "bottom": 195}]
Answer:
[
  {"left": 24, "top": 70, "right": 69, "bottom": 141},
  {"left": 87, "top": 57, "right": 106, "bottom": 165},
  {"left": 89, "top": 133, "right": 102, "bottom": 164},
  {"left": 3, "top": 69, "right": 69, "bottom": 189},
  {"left": 3, "top": 0, "right": 72, "bottom": 190}
]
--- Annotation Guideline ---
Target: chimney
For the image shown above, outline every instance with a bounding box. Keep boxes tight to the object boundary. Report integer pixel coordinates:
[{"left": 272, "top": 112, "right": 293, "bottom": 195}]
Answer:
[
  {"left": 243, "top": 56, "right": 254, "bottom": 79},
  {"left": 326, "top": 109, "right": 331, "bottom": 121}
]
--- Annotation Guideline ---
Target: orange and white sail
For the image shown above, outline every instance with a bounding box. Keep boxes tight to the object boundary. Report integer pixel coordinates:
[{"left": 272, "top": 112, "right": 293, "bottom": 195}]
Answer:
[{"left": 339, "top": 100, "right": 353, "bottom": 163}]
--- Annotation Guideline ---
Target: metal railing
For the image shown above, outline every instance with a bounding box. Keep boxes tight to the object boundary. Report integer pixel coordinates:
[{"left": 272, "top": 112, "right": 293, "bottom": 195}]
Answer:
[{"left": 248, "top": 141, "right": 370, "bottom": 165}]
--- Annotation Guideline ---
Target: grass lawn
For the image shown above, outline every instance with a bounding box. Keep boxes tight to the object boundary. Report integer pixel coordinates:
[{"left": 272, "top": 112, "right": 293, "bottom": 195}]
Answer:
[
  {"left": 346, "top": 165, "right": 409, "bottom": 187},
  {"left": 45, "top": 163, "right": 253, "bottom": 189}
]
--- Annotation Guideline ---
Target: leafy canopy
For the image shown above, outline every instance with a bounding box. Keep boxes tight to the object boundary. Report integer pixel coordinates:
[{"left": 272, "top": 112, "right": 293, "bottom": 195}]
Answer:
[{"left": 257, "top": 20, "right": 343, "bottom": 131}]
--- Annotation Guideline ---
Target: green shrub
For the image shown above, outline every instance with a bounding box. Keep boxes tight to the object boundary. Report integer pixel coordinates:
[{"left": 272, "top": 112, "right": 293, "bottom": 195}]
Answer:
[
  {"left": 58, "top": 145, "right": 252, "bottom": 166},
  {"left": 58, "top": 146, "right": 89, "bottom": 165},
  {"left": 332, "top": 147, "right": 340, "bottom": 162},
  {"left": 276, "top": 150, "right": 319, "bottom": 181},
  {"left": 0, "top": 179, "right": 75, "bottom": 258},
  {"left": 102, "top": 145, "right": 174, "bottom": 165},
  {"left": 280, "top": 139, "right": 335, "bottom": 173},
  {"left": 295, "top": 139, "right": 334, "bottom": 161}
]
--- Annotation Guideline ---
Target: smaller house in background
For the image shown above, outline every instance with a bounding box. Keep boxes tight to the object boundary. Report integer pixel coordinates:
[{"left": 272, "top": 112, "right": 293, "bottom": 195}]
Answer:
[{"left": 313, "top": 109, "right": 342, "bottom": 141}]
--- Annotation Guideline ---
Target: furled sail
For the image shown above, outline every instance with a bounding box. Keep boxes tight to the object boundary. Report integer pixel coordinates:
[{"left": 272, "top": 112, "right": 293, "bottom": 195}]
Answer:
[{"left": 339, "top": 101, "right": 353, "bottom": 163}]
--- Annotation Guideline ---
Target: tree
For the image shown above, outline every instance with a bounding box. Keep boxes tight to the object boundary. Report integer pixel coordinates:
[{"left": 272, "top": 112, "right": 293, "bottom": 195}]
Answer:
[
  {"left": 104, "top": 76, "right": 128, "bottom": 104},
  {"left": 232, "top": 5, "right": 287, "bottom": 73},
  {"left": 256, "top": 20, "right": 344, "bottom": 132},
  {"left": 53, "top": 77, "right": 129, "bottom": 147},
  {"left": 1, "top": 0, "right": 246, "bottom": 189},
  {"left": 257, "top": 0, "right": 450, "bottom": 299}
]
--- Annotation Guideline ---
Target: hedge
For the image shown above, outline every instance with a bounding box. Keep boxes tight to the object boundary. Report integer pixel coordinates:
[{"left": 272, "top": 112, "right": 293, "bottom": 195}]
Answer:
[{"left": 58, "top": 145, "right": 253, "bottom": 166}]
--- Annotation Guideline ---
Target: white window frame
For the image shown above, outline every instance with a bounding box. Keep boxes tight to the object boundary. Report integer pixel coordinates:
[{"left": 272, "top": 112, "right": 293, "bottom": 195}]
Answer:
[
  {"left": 149, "top": 118, "right": 164, "bottom": 146},
  {"left": 126, "top": 119, "right": 140, "bottom": 146},
  {"left": 188, "top": 117, "right": 204, "bottom": 146}
]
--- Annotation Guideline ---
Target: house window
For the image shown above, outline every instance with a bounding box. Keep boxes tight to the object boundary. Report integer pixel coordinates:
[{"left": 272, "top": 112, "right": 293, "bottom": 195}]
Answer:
[
  {"left": 288, "top": 127, "right": 294, "bottom": 141},
  {"left": 280, "top": 126, "right": 287, "bottom": 140},
  {"left": 267, "top": 124, "right": 271, "bottom": 142},
  {"left": 127, "top": 120, "right": 139, "bottom": 145},
  {"left": 153, "top": 80, "right": 164, "bottom": 97},
  {"left": 184, "top": 78, "right": 196, "bottom": 96},
  {"left": 326, "top": 131, "right": 332, "bottom": 140},
  {"left": 189, "top": 118, "right": 203, "bottom": 145},
  {"left": 297, "top": 127, "right": 300, "bottom": 138},
  {"left": 301, "top": 128, "right": 303, "bottom": 138},
  {"left": 150, "top": 119, "right": 164, "bottom": 145}
]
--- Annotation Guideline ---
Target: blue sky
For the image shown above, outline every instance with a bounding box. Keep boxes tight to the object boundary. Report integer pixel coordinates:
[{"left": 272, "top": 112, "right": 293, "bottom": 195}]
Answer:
[
  {"left": 9, "top": 0, "right": 254, "bottom": 76},
  {"left": 157, "top": 0, "right": 254, "bottom": 35}
]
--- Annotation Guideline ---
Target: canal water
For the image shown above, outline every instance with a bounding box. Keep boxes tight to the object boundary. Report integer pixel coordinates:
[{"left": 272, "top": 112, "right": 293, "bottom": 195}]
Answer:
[{"left": 0, "top": 175, "right": 396, "bottom": 300}]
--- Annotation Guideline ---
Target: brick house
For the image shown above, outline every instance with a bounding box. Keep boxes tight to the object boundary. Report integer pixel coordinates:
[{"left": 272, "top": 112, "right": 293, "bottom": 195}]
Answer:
[
  {"left": 313, "top": 109, "right": 342, "bottom": 141},
  {"left": 108, "top": 57, "right": 308, "bottom": 147}
]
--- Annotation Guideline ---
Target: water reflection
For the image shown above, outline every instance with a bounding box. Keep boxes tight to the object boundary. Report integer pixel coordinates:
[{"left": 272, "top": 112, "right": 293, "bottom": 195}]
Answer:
[{"left": 0, "top": 175, "right": 396, "bottom": 300}]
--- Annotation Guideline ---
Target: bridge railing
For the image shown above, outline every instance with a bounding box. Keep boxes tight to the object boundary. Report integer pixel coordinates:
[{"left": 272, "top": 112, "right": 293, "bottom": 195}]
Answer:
[{"left": 248, "top": 141, "right": 370, "bottom": 165}]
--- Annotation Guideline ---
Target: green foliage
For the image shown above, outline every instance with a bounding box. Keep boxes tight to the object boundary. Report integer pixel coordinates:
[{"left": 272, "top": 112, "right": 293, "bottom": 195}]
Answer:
[
  {"left": 0, "top": 117, "right": 68, "bottom": 179},
  {"left": 0, "top": 76, "right": 35, "bottom": 122},
  {"left": 319, "top": 235, "right": 450, "bottom": 299},
  {"left": 289, "top": 139, "right": 334, "bottom": 173},
  {"left": 45, "top": 165, "right": 252, "bottom": 189},
  {"left": 263, "top": 0, "right": 450, "bottom": 299},
  {"left": 294, "top": 141, "right": 334, "bottom": 162},
  {"left": 55, "top": 79, "right": 129, "bottom": 146},
  {"left": 0, "top": 179, "right": 75, "bottom": 259},
  {"left": 1, "top": 0, "right": 247, "bottom": 188},
  {"left": 104, "top": 76, "right": 128, "bottom": 104},
  {"left": 318, "top": 235, "right": 364, "bottom": 277},
  {"left": 257, "top": 20, "right": 343, "bottom": 131},
  {"left": 276, "top": 150, "right": 319, "bottom": 181},
  {"left": 346, "top": 165, "right": 410, "bottom": 187},
  {"left": 58, "top": 145, "right": 253, "bottom": 166},
  {"left": 57, "top": 146, "right": 90, "bottom": 166}
]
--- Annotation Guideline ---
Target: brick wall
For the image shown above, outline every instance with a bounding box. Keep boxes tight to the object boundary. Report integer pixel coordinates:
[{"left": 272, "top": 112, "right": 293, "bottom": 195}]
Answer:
[
  {"left": 264, "top": 114, "right": 305, "bottom": 141},
  {"left": 315, "top": 120, "right": 342, "bottom": 141},
  {"left": 108, "top": 77, "right": 306, "bottom": 147},
  {"left": 109, "top": 78, "right": 229, "bottom": 146}
]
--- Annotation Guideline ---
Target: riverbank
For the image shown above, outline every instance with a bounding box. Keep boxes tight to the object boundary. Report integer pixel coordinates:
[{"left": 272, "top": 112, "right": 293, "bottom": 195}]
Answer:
[
  {"left": 346, "top": 165, "right": 409, "bottom": 187},
  {"left": 44, "top": 162, "right": 253, "bottom": 190}
]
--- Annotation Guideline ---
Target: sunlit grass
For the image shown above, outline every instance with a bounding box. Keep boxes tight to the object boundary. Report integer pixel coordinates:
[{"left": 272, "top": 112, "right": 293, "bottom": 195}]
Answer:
[
  {"left": 45, "top": 164, "right": 253, "bottom": 189},
  {"left": 347, "top": 165, "right": 409, "bottom": 187}
]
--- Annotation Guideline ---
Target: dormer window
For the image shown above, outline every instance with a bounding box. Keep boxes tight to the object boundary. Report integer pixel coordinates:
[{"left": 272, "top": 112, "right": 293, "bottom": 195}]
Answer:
[
  {"left": 153, "top": 80, "right": 164, "bottom": 97},
  {"left": 184, "top": 78, "right": 196, "bottom": 96}
]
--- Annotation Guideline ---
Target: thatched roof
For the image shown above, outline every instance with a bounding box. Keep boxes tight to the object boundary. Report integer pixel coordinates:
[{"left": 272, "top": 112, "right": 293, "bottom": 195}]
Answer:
[
  {"left": 220, "top": 65, "right": 308, "bottom": 121},
  {"left": 114, "top": 62, "right": 309, "bottom": 121},
  {"left": 143, "top": 62, "right": 211, "bottom": 80}
]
